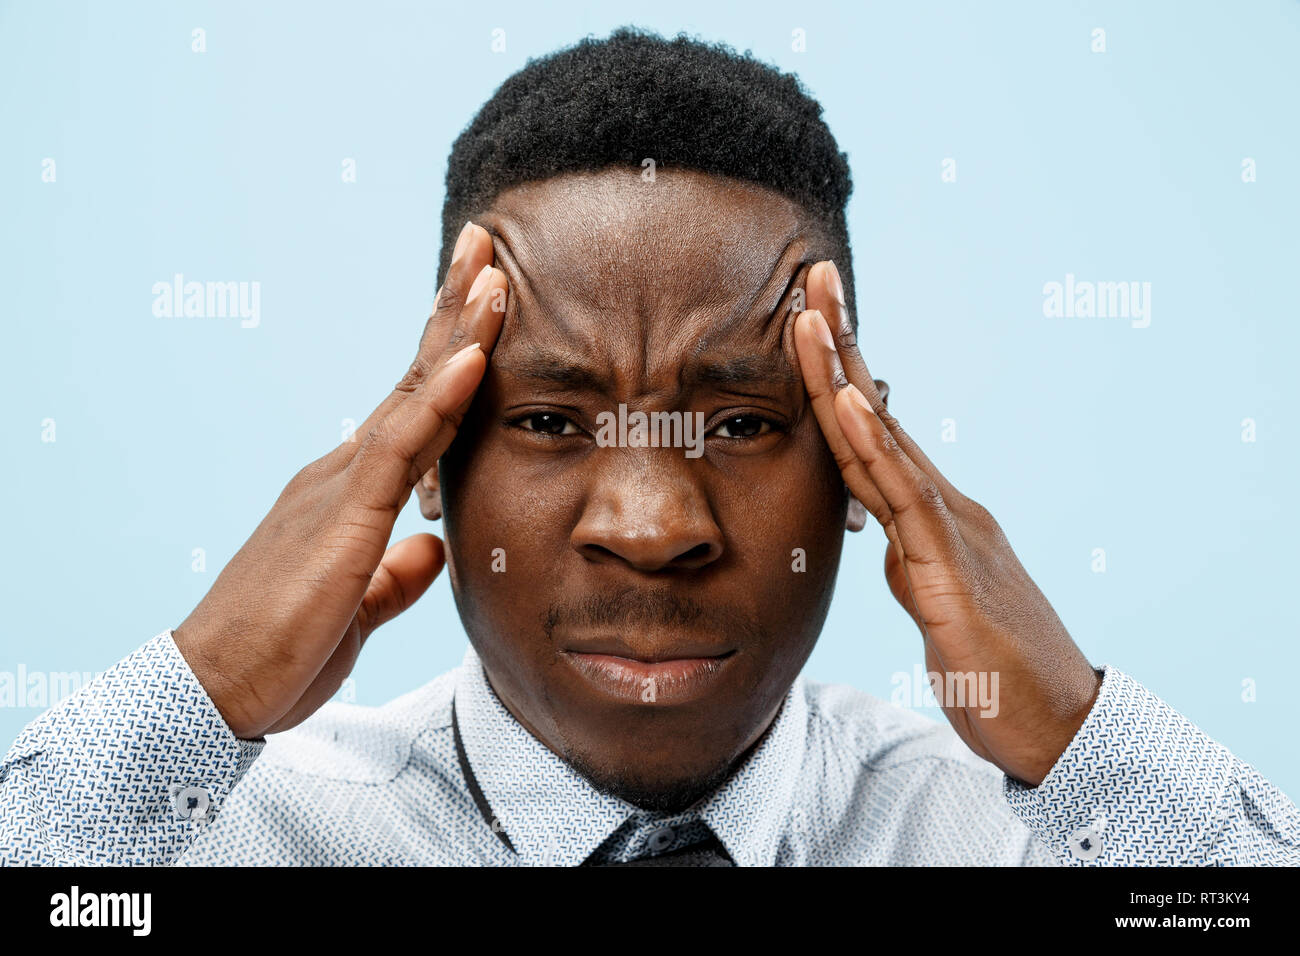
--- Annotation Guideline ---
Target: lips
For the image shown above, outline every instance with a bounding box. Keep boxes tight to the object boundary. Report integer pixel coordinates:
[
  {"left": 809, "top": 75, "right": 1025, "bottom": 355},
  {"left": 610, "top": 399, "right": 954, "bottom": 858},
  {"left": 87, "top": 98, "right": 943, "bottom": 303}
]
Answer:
[
  {"left": 560, "top": 634, "right": 736, "bottom": 704},
  {"left": 562, "top": 635, "right": 734, "bottom": 663}
]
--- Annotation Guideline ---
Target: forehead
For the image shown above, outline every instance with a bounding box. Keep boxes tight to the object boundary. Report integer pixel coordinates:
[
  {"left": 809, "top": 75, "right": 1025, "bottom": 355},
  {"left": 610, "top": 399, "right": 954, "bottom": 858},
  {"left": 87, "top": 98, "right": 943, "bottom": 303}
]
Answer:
[{"left": 479, "top": 168, "right": 815, "bottom": 378}]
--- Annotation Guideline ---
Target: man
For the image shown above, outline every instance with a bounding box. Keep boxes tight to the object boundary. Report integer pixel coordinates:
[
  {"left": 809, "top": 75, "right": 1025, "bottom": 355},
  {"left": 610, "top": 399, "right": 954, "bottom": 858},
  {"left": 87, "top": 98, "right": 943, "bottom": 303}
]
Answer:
[{"left": 3, "top": 28, "right": 1296, "bottom": 866}]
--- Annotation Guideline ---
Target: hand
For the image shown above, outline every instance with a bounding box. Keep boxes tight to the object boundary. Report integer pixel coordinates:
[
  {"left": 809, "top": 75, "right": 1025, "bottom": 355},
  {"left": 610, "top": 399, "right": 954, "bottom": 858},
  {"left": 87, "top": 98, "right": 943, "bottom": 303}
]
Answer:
[
  {"left": 793, "top": 261, "right": 1101, "bottom": 786},
  {"left": 172, "top": 222, "right": 507, "bottom": 739}
]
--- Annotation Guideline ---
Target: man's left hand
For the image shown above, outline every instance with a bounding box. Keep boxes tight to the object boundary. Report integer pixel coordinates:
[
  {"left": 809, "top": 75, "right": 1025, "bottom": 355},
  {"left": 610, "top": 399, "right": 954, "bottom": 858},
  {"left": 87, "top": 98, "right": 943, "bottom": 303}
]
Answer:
[{"left": 793, "top": 260, "right": 1102, "bottom": 787}]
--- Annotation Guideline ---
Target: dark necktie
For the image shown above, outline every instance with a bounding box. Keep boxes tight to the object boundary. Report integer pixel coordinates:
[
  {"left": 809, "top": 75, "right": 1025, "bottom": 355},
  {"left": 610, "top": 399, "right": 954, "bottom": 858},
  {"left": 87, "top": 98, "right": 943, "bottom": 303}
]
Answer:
[{"left": 583, "top": 832, "right": 735, "bottom": 867}]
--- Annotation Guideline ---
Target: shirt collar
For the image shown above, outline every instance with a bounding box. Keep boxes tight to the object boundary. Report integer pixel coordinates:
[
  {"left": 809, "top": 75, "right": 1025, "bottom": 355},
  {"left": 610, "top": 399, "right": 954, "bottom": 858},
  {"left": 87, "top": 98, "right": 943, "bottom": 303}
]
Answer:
[{"left": 453, "top": 643, "right": 806, "bottom": 867}]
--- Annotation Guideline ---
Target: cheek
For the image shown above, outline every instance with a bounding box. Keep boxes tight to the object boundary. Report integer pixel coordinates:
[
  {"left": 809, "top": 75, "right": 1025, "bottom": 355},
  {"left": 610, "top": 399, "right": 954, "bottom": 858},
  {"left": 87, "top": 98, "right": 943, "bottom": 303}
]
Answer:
[
  {"left": 713, "top": 413, "right": 847, "bottom": 558},
  {"left": 718, "top": 421, "right": 846, "bottom": 660},
  {"left": 440, "top": 429, "right": 578, "bottom": 626}
]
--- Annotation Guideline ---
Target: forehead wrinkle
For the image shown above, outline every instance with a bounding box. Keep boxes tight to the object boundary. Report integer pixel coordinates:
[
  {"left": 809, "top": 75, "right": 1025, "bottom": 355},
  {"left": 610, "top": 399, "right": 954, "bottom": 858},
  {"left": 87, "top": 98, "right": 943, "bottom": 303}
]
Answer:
[
  {"left": 479, "top": 220, "right": 571, "bottom": 340},
  {"left": 695, "top": 236, "right": 807, "bottom": 351},
  {"left": 627, "top": 238, "right": 808, "bottom": 396},
  {"left": 479, "top": 171, "right": 816, "bottom": 399},
  {"left": 763, "top": 260, "right": 813, "bottom": 350},
  {"left": 736, "top": 234, "right": 805, "bottom": 323}
]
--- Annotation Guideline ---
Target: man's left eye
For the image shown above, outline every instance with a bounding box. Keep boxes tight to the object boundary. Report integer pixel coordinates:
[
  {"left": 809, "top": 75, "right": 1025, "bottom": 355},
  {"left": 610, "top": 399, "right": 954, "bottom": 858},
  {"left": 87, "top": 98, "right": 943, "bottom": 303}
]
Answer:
[
  {"left": 710, "top": 415, "right": 774, "bottom": 439},
  {"left": 515, "top": 412, "right": 581, "bottom": 436}
]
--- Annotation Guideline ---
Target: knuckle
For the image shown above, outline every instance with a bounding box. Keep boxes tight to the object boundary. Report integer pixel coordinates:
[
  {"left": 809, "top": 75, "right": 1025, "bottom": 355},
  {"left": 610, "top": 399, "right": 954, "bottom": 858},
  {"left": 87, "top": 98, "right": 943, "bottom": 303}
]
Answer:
[
  {"left": 437, "top": 404, "right": 465, "bottom": 431},
  {"left": 443, "top": 321, "right": 474, "bottom": 355},
  {"left": 803, "top": 380, "right": 833, "bottom": 403},
  {"left": 865, "top": 500, "right": 893, "bottom": 527},
  {"left": 917, "top": 481, "right": 946, "bottom": 511},
  {"left": 394, "top": 358, "right": 430, "bottom": 394},
  {"left": 434, "top": 281, "right": 467, "bottom": 317},
  {"left": 966, "top": 499, "right": 997, "bottom": 527},
  {"left": 832, "top": 446, "right": 861, "bottom": 472},
  {"left": 285, "top": 460, "right": 327, "bottom": 496},
  {"left": 359, "top": 419, "right": 402, "bottom": 458}
]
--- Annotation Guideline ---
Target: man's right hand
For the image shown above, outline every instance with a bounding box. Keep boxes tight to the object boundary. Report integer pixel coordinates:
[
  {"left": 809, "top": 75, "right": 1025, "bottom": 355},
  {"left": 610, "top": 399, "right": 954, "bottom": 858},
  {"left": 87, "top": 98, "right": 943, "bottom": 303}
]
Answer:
[{"left": 172, "top": 222, "right": 506, "bottom": 740}]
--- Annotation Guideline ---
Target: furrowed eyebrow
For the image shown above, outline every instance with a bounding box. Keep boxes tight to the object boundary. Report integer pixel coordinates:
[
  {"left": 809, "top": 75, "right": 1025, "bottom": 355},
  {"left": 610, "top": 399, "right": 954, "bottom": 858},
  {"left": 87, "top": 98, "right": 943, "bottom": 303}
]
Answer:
[
  {"left": 687, "top": 355, "right": 797, "bottom": 388},
  {"left": 495, "top": 355, "right": 612, "bottom": 393},
  {"left": 495, "top": 351, "right": 796, "bottom": 394}
]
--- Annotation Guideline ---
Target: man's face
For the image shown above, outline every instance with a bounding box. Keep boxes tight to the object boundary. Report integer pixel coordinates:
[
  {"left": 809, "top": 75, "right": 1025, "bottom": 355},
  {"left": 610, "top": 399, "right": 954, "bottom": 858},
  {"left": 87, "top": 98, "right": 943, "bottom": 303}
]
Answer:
[{"left": 438, "top": 168, "right": 851, "bottom": 812}]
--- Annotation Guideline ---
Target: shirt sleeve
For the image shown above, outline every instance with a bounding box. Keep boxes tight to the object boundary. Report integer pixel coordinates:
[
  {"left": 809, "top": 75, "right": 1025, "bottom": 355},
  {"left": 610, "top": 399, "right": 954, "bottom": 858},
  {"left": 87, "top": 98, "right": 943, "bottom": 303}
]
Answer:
[
  {"left": 0, "top": 629, "right": 264, "bottom": 865},
  {"left": 1004, "top": 664, "right": 1300, "bottom": 865}
]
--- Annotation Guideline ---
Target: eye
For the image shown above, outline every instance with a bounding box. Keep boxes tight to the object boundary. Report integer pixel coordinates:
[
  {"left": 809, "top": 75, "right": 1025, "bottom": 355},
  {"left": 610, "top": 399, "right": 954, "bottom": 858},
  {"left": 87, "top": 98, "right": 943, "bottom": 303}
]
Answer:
[
  {"left": 511, "top": 412, "right": 581, "bottom": 436},
  {"left": 710, "top": 414, "right": 775, "bottom": 439}
]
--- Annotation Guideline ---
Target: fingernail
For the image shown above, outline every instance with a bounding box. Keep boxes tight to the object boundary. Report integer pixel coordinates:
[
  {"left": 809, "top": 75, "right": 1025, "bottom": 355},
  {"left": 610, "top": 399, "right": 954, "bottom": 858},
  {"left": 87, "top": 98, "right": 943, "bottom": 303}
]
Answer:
[
  {"left": 844, "top": 384, "right": 875, "bottom": 416},
  {"left": 826, "top": 261, "right": 845, "bottom": 306},
  {"left": 466, "top": 264, "right": 493, "bottom": 303},
  {"left": 446, "top": 342, "right": 481, "bottom": 367},
  {"left": 810, "top": 310, "right": 837, "bottom": 352},
  {"left": 451, "top": 221, "right": 475, "bottom": 261}
]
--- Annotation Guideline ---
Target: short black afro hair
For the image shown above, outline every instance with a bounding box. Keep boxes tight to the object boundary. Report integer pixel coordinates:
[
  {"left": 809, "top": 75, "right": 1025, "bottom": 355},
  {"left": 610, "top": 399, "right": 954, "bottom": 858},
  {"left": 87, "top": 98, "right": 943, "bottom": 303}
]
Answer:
[{"left": 439, "top": 26, "right": 856, "bottom": 324}]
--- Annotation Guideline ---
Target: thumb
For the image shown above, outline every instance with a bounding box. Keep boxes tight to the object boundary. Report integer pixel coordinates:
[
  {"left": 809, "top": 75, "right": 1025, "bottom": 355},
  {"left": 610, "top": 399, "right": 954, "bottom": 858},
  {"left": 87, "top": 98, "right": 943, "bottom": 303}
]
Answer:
[{"left": 358, "top": 533, "right": 445, "bottom": 640}]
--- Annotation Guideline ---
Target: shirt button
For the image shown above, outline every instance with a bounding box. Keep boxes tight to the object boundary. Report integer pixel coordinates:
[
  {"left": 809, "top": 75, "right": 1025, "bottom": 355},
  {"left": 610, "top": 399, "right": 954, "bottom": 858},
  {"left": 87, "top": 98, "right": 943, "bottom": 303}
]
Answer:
[
  {"left": 1067, "top": 826, "right": 1102, "bottom": 861},
  {"left": 646, "top": 826, "right": 675, "bottom": 854},
  {"left": 173, "top": 785, "right": 211, "bottom": 821}
]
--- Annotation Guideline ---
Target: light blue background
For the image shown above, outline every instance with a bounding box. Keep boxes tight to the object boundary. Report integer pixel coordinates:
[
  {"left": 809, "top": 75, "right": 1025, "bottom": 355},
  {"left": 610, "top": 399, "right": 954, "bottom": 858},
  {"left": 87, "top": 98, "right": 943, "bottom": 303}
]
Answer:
[{"left": 3, "top": 1, "right": 1297, "bottom": 799}]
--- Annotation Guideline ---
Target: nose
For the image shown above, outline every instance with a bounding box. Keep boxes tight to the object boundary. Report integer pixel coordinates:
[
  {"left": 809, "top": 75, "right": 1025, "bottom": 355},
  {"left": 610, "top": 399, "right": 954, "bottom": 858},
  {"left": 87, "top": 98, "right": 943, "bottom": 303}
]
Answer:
[{"left": 570, "top": 451, "right": 724, "bottom": 572}]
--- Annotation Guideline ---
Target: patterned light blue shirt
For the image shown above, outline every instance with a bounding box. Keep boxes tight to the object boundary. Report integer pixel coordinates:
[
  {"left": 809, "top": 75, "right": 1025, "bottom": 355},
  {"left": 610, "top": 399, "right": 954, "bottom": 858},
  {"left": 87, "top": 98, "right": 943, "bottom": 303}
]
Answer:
[{"left": 2, "top": 629, "right": 1297, "bottom": 865}]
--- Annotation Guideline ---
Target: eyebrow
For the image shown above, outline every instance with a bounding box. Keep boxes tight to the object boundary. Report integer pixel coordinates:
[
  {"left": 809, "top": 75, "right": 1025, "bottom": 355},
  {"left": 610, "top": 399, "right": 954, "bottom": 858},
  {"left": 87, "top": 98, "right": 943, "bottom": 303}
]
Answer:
[
  {"left": 690, "top": 354, "right": 798, "bottom": 387},
  {"left": 496, "top": 356, "right": 607, "bottom": 392},
  {"left": 495, "top": 351, "right": 797, "bottom": 394}
]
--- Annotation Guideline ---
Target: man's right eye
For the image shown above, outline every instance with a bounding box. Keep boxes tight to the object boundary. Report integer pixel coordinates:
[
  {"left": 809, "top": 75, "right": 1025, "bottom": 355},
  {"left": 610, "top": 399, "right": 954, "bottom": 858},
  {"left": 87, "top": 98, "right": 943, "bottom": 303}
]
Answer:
[{"left": 511, "top": 412, "right": 582, "bottom": 436}]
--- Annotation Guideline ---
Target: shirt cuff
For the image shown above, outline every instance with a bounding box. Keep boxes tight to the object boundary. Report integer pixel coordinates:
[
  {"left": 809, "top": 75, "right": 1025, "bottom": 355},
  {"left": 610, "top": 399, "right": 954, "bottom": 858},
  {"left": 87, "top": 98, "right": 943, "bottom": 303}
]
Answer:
[
  {"left": 4, "top": 629, "right": 264, "bottom": 864},
  {"left": 1003, "top": 664, "right": 1243, "bottom": 865}
]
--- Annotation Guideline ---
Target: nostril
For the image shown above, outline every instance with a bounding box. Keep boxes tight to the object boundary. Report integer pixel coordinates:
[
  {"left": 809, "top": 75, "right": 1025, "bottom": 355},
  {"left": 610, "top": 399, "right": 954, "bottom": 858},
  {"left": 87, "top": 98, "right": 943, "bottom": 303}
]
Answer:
[
  {"left": 579, "top": 543, "right": 620, "bottom": 563},
  {"left": 675, "top": 542, "right": 714, "bottom": 565},
  {"left": 576, "top": 539, "right": 719, "bottom": 571}
]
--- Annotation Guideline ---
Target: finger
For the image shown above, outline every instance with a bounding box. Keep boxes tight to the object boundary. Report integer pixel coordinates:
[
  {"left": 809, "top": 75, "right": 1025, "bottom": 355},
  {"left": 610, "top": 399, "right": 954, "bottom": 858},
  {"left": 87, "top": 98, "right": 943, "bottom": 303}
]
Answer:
[
  {"left": 345, "top": 261, "right": 508, "bottom": 512},
  {"left": 366, "top": 260, "right": 506, "bottom": 515},
  {"left": 406, "top": 264, "right": 509, "bottom": 480},
  {"left": 834, "top": 383, "right": 960, "bottom": 567},
  {"left": 884, "top": 535, "right": 922, "bottom": 624},
  {"left": 793, "top": 307, "right": 894, "bottom": 530},
  {"left": 263, "top": 531, "right": 449, "bottom": 735},
  {"left": 356, "top": 533, "right": 446, "bottom": 640},
  {"left": 346, "top": 339, "right": 488, "bottom": 513},
  {"left": 806, "top": 261, "right": 962, "bottom": 504},
  {"left": 401, "top": 225, "right": 499, "bottom": 391},
  {"left": 326, "top": 222, "right": 497, "bottom": 470}
]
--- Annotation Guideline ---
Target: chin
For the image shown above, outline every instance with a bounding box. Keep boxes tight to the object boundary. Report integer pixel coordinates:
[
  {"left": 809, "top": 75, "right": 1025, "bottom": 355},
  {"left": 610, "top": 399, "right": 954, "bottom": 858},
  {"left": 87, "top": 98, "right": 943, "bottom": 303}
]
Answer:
[{"left": 560, "top": 743, "right": 737, "bottom": 814}]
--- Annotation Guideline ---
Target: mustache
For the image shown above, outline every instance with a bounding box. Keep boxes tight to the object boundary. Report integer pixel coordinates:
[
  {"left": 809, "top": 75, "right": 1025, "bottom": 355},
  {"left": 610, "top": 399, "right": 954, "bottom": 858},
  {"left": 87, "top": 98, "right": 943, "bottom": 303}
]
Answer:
[{"left": 543, "top": 587, "right": 766, "bottom": 644}]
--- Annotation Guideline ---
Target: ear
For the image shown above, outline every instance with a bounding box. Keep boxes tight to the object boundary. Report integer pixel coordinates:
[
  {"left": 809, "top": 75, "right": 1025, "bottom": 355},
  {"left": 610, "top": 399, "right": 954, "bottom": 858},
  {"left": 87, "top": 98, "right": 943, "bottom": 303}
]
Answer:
[
  {"left": 846, "top": 496, "right": 867, "bottom": 532},
  {"left": 873, "top": 379, "right": 890, "bottom": 408},
  {"left": 415, "top": 467, "right": 442, "bottom": 520}
]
